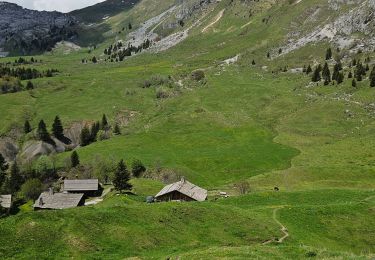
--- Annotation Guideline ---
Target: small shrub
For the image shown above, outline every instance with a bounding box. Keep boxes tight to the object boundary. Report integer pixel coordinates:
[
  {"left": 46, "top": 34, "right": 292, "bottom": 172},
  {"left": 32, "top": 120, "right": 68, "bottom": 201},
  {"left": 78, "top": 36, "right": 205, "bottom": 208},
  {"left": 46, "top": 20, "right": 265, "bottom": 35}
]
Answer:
[
  {"left": 21, "top": 179, "right": 44, "bottom": 201},
  {"left": 191, "top": 70, "right": 205, "bottom": 81}
]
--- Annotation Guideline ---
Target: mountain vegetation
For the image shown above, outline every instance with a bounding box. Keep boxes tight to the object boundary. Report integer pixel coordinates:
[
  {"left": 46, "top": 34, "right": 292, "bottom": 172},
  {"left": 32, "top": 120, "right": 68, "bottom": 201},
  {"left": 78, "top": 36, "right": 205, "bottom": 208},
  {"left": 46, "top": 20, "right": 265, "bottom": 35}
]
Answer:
[{"left": 0, "top": 0, "right": 374, "bottom": 259}]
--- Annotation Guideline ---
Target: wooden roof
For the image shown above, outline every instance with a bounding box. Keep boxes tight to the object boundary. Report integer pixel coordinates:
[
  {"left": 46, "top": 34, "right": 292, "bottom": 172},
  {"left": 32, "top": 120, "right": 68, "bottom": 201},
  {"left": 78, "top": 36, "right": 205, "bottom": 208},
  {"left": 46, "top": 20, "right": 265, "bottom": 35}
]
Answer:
[
  {"left": 63, "top": 179, "right": 99, "bottom": 192},
  {"left": 34, "top": 192, "right": 84, "bottom": 210},
  {"left": 155, "top": 178, "right": 207, "bottom": 202},
  {"left": 0, "top": 194, "right": 12, "bottom": 209}
]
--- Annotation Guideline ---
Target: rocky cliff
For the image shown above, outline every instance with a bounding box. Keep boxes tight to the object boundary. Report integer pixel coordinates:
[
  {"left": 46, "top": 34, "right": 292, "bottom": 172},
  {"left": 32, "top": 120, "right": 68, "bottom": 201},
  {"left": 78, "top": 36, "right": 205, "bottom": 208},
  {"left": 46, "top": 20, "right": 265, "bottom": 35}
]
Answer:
[{"left": 0, "top": 2, "right": 78, "bottom": 55}]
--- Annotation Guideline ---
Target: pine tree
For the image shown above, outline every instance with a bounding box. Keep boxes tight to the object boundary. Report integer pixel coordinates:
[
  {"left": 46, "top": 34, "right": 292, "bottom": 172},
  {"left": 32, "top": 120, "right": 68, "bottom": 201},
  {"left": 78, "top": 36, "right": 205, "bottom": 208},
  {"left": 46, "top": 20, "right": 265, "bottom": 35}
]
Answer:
[
  {"left": 312, "top": 66, "right": 321, "bottom": 82},
  {"left": 131, "top": 159, "right": 146, "bottom": 178},
  {"left": 113, "top": 123, "right": 121, "bottom": 135},
  {"left": 306, "top": 65, "right": 312, "bottom": 74},
  {"left": 322, "top": 62, "right": 331, "bottom": 83},
  {"left": 0, "top": 153, "right": 7, "bottom": 189},
  {"left": 52, "top": 116, "right": 64, "bottom": 140},
  {"left": 370, "top": 66, "right": 375, "bottom": 88},
  {"left": 71, "top": 151, "right": 80, "bottom": 168},
  {"left": 90, "top": 121, "right": 100, "bottom": 142},
  {"left": 332, "top": 63, "right": 340, "bottom": 82},
  {"left": 352, "top": 79, "right": 357, "bottom": 88},
  {"left": 337, "top": 72, "right": 344, "bottom": 85},
  {"left": 112, "top": 160, "right": 132, "bottom": 192},
  {"left": 128, "top": 23, "right": 132, "bottom": 30},
  {"left": 37, "top": 120, "right": 52, "bottom": 143},
  {"left": 101, "top": 114, "right": 109, "bottom": 130},
  {"left": 251, "top": 60, "right": 256, "bottom": 65},
  {"left": 7, "top": 162, "right": 23, "bottom": 194},
  {"left": 26, "top": 81, "right": 34, "bottom": 90},
  {"left": 24, "top": 120, "right": 32, "bottom": 134},
  {"left": 92, "top": 56, "right": 97, "bottom": 63},
  {"left": 80, "top": 126, "right": 91, "bottom": 146},
  {"left": 325, "top": 48, "right": 332, "bottom": 60},
  {"left": 348, "top": 71, "right": 353, "bottom": 79}
]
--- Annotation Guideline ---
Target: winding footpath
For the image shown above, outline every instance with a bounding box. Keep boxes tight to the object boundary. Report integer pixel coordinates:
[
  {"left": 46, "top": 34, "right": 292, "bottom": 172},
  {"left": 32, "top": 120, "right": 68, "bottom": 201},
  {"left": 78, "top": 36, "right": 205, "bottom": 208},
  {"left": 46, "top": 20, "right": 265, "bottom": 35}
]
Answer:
[{"left": 263, "top": 207, "right": 289, "bottom": 245}]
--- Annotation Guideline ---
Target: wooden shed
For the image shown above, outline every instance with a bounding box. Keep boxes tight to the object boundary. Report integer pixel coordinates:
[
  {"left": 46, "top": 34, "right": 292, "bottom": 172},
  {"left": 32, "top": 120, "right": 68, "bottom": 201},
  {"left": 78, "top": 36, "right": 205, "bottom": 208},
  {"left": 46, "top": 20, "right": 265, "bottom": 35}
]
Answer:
[
  {"left": 33, "top": 190, "right": 84, "bottom": 210},
  {"left": 63, "top": 179, "right": 100, "bottom": 196},
  {"left": 155, "top": 177, "right": 207, "bottom": 202}
]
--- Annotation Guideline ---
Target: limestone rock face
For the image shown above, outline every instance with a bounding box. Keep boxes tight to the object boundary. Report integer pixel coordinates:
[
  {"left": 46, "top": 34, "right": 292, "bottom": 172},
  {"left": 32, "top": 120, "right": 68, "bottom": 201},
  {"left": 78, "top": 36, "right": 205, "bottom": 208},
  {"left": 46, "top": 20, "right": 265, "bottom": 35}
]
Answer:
[
  {"left": 0, "top": 2, "right": 77, "bottom": 55},
  {"left": 0, "top": 138, "right": 19, "bottom": 162}
]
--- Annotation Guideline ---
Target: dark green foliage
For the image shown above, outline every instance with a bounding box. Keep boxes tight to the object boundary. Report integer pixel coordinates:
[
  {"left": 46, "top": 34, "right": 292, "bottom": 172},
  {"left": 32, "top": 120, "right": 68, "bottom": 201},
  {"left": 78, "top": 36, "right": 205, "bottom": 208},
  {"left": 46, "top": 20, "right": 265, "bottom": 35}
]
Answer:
[
  {"left": 52, "top": 116, "right": 64, "bottom": 140},
  {"left": 24, "top": 120, "right": 32, "bottom": 134},
  {"left": 348, "top": 71, "right": 353, "bottom": 79},
  {"left": 37, "top": 120, "right": 54, "bottom": 145},
  {"left": 112, "top": 160, "right": 132, "bottom": 192},
  {"left": 6, "top": 162, "right": 23, "bottom": 194},
  {"left": 101, "top": 114, "right": 109, "bottom": 130},
  {"left": 251, "top": 60, "right": 256, "bottom": 65},
  {"left": 113, "top": 123, "right": 121, "bottom": 135},
  {"left": 80, "top": 126, "right": 91, "bottom": 146},
  {"left": 322, "top": 62, "right": 331, "bottom": 83},
  {"left": 311, "top": 65, "right": 321, "bottom": 82},
  {"left": 21, "top": 178, "right": 43, "bottom": 200},
  {"left": 306, "top": 65, "right": 312, "bottom": 74},
  {"left": 26, "top": 81, "right": 34, "bottom": 90},
  {"left": 352, "top": 79, "right": 357, "bottom": 88},
  {"left": 267, "top": 52, "right": 270, "bottom": 59},
  {"left": 325, "top": 48, "right": 332, "bottom": 60},
  {"left": 128, "top": 23, "right": 132, "bottom": 30},
  {"left": 192, "top": 70, "right": 205, "bottom": 81},
  {"left": 337, "top": 72, "right": 344, "bottom": 85},
  {"left": 0, "top": 153, "right": 8, "bottom": 190},
  {"left": 370, "top": 66, "right": 375, "bottom": 88},
  {"left": 332, "top": 63, "right": 340, "bottom": 82},
  {"left": 0, "top": 66, "right": 58, "bottom": 81},
  {"left": 71, "top": 151, "right": 80, "bottom": 168},
  {"left": 131, "top": 159, "right": 146, "bottom": 178},
  {"left": 92, "top": 56, "right": 98, "bottom": 63},
  {"left": 90, "top": 121, "right": 100, "bottom": 142}
]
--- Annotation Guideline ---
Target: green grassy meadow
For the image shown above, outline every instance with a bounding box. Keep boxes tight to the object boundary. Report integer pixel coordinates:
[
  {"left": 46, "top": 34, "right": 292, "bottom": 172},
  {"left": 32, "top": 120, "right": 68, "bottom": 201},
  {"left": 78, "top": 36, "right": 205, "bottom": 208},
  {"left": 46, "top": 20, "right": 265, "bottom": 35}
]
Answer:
[{"left": 0, "top": 0, "right": 374, "bottom": 258}]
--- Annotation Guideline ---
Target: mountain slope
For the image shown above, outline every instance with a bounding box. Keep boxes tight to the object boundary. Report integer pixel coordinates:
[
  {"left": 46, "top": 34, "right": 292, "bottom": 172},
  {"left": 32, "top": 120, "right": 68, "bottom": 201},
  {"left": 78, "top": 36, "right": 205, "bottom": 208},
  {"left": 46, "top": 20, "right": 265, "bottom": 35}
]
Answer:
[{"left": 0, "top": 2, "right": 77, "bottom": 55}]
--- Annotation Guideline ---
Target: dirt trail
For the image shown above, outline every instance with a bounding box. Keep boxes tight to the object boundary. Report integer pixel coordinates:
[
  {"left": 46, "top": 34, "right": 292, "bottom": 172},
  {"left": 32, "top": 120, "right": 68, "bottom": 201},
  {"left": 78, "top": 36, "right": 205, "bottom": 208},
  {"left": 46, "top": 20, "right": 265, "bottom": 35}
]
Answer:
[
  {"left": 84, "top": 186, "right": 112, "bottom": 206},
  {"left": 263, "top": 207, "right": 289, "bottom": 245},
  {"left": 202, "top": 9, "right": 224, "bottom": 33}
]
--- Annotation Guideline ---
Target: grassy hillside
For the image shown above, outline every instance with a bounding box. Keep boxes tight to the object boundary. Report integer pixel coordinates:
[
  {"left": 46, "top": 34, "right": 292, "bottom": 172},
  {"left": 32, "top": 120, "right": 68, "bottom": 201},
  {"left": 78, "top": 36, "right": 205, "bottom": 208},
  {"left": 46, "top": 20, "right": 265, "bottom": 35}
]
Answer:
[{"left": 0, "top": 0, "right": 374, "bottom": 258}]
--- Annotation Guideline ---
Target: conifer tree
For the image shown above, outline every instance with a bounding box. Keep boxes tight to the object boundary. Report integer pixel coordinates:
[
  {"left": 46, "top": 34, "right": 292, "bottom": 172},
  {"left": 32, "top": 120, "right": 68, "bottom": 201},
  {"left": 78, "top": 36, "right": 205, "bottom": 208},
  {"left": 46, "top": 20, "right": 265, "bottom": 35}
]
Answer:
[
  {"left": 26, "top": 81, "right": 34, "bottom": 90},
  {"left": 7, "top": 162, "right": 23, "bottom": 194},
  {"left": 251, "top": 60, "right": 256, "bottom": 65},
  {"left": 0, "top": 153, "right": 8, "bottom": 190},
  {"left": 80, "top": 126, "right": 91, "bottom": 146},
  {"left": 24, "top": 120, "right": 32, "bottom": 134},
  {"left": 322, "top": 62, "right": 331, "bottom": 83},
  {"left": 332, "top": 63, "right": 340, "bottom": 82},
  {"left": 101, "top": 114, "right": 109, "bottom": 130},
  {"left": 71, "top": 151, "right": 80, "bottom": 168},
  {"left": 348, "top": 71, "right": 353, "bottom": 79},
  {"left": 37, "top": 120, "right": 52, "bottom": 143},
  {"left": 325, "top": 48, "right": 332, "bottom": 60},
  {"left": 113, "top": 123, "right": 121, "bottom": 135},
  {"left": 131, "top": 159, "right": 146, "bottom": 178},
  {"left": 352, "top": 79, "right": 357, "bottom": 88},
  {"left": 312, "top": 66, "right": 321, "bottom": 82},
  {"left": 112, "top": 160, "right": 132, "bottom": 193},
  {"left": 52, "top": 116, "right": 64, "bottom": 140},
  {"left": 306, "top": 65, "right": 312, "bottom": 74},
  {"left": 370, "top": 66, "right": 375, "bottom": 88},
  {"left": 90, "top": 121, "right": 100, "bottom": 142},
  {"left": 337, "top": 72, "right": 344, "bottom": 85}
]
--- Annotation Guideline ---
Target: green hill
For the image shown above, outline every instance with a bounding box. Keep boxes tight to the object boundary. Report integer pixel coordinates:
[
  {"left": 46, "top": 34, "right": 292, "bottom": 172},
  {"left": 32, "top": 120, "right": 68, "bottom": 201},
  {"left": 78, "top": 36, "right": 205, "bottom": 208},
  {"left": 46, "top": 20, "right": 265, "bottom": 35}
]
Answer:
[{"left": 0, "top": 0, "right": 374, "bottom": 258}]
